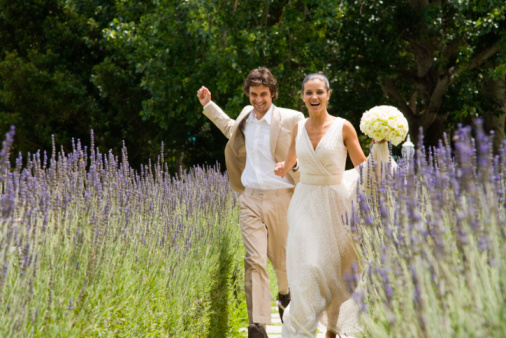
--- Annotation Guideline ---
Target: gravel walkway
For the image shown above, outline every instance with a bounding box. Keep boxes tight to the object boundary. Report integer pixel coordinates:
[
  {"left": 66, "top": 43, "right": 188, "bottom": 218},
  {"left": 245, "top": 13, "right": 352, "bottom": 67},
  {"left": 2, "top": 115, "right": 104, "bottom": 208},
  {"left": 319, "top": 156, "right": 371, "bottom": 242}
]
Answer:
[{"left": 238, "top": 307, "right": 326, "bottom": 337}]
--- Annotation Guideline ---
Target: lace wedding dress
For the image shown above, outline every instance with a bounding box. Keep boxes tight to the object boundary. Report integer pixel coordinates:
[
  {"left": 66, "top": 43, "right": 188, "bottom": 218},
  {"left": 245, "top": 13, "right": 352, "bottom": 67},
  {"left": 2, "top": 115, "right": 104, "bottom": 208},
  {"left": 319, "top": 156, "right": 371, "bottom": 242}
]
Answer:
[{"left": 282, "top": 117, "right": 392, "bottom": 337}]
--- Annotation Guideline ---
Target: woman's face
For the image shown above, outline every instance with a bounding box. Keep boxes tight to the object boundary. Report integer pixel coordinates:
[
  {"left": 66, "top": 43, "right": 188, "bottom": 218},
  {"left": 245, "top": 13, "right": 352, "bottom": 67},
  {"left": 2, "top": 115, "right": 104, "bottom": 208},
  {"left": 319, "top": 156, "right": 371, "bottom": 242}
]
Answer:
[{"left": 302, "top": 79, "right": 330, "bottom": 115}]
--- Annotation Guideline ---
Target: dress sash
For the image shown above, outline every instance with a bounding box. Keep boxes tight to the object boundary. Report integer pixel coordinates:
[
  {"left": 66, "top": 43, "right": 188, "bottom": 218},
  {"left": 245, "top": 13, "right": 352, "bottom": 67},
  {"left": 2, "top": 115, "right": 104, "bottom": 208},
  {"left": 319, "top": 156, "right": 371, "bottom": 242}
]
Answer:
[{"left": 300, "top": 173, "right": 343, "bottom": 185}]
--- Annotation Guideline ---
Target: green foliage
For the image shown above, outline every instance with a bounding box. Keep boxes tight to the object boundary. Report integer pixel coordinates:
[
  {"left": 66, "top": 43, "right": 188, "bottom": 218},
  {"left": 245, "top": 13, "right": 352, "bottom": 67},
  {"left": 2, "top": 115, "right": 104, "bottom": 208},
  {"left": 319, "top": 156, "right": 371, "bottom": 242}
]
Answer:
[
  {"left": 0, "top": 0, "right": 160, "bottom": 169},
  {"left": 0, "top": 132, "right": 248, "bottom": 336},
  {"left": 1, "top": 0, "right": 505, "bottom": 169},
  {"left": 0, "top": 50, "right": 95, "bottom": 151},
  {"left": 355, "top": 122, "right": 506, "bottom": 337},
  {"left": 324, "top": 0, "right": 506, "bottom": 144},
  {"left": 98, "top": 0, "right": 351, "bottom": 168}
]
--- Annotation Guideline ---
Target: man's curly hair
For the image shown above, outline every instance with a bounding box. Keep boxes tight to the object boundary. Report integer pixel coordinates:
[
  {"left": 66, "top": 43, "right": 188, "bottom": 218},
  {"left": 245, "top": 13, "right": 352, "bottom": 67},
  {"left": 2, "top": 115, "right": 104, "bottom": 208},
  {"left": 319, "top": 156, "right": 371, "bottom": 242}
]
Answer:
[{"left": 242, "top": 67, "right": 278, "bottom": 100}]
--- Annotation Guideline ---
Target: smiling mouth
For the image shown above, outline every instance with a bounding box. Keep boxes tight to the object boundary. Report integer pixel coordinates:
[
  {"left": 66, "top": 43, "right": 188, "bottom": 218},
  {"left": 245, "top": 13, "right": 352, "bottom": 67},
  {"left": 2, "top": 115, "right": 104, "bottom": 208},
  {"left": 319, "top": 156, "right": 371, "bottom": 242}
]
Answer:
[{"left": 310, "top": 102, "right": 320, "bottom": 107}]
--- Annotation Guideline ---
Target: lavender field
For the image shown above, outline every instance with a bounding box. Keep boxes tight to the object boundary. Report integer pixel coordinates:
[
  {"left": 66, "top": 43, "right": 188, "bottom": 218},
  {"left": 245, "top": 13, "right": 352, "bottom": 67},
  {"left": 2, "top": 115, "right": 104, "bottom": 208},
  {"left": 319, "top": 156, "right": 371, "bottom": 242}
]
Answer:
[
  {"left": 0, "top": 127, "right": 247, "bottom": 336},
  {"left": 1, "top": 120, "right": 505, "bottom": 337},
  {"left": 352, "top": 121, "right": 506, "bottom": 337}
]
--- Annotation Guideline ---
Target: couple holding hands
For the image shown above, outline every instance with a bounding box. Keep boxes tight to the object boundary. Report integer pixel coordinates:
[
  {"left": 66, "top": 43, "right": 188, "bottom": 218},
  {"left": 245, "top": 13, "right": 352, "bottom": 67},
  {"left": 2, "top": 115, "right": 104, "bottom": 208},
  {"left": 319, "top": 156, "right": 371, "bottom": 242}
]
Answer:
[{"left": 197, "top": 67, "right": 389, "bottom": 337}]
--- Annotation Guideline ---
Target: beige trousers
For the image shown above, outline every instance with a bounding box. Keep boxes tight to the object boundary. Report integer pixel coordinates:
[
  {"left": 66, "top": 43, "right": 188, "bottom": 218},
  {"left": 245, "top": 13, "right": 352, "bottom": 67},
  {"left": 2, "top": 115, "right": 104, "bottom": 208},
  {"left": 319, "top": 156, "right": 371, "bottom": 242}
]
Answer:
[{"left": 239, "top": 187, "right": 293, "bottom": 325}]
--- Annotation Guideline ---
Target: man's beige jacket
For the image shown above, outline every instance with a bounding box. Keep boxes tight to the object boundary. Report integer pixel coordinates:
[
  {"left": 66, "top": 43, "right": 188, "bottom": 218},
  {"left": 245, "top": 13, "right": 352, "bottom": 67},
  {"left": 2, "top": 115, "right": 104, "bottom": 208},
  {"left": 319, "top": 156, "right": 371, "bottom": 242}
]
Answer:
[{"left": 203, "top": 102, "right": 304, "bottom": 193}]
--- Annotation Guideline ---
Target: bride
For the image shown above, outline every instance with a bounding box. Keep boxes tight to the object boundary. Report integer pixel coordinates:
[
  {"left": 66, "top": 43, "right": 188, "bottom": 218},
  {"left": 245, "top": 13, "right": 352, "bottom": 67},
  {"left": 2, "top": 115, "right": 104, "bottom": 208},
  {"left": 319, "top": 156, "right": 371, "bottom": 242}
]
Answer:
[{"left": 274, "top": 72, "right": 391, "bottom": 337}]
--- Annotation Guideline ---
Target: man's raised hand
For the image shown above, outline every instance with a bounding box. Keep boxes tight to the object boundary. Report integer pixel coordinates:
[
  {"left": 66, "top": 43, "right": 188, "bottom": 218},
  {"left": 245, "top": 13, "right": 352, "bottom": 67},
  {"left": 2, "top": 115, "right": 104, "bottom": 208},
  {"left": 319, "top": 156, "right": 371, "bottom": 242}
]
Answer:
[{"left": 197, "top": 86, "right": 212, "bottom": 107}]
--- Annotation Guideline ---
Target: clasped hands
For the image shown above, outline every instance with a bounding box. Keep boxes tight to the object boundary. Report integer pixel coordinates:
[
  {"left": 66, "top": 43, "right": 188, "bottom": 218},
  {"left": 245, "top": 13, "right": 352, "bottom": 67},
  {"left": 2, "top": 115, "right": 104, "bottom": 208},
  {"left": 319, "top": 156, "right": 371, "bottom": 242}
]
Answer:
[{"left": 274, "top": 162, "right": 286, "bottom": 178}]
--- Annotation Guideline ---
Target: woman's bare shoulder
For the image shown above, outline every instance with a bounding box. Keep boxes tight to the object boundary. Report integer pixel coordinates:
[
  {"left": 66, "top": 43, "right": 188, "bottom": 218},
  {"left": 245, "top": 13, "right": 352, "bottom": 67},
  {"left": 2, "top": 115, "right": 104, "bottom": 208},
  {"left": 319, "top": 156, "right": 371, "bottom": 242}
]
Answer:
[{"left": 342, "top": 119, "right": 359, "bottom": 139}]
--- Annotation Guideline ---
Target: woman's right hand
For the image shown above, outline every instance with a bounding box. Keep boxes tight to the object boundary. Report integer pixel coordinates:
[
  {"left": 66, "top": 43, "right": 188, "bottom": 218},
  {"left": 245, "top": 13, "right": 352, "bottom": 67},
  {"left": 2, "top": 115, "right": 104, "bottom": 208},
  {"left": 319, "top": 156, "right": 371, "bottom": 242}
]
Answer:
[
  {"left": 197, "top": 86, "right": 212, "bottom": 107},
  {"left": 274, "top": 162, "right": 285, "bottom": 178}
]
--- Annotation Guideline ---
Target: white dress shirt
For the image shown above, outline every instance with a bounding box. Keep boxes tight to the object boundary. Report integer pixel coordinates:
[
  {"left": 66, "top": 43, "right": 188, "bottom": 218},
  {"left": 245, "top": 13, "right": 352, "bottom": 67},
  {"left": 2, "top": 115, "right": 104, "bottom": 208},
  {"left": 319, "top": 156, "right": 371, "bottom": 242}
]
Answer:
[{"left": 241, "top": 105, "right": 294, "bottom": 190}]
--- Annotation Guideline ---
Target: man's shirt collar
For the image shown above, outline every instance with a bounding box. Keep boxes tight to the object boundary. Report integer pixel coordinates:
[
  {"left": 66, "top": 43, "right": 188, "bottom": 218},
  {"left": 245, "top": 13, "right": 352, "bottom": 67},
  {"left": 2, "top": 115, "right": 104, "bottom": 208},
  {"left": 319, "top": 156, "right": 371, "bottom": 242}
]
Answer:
[{"left": 248, "top": 104, "right": 274, "bottom": 124}]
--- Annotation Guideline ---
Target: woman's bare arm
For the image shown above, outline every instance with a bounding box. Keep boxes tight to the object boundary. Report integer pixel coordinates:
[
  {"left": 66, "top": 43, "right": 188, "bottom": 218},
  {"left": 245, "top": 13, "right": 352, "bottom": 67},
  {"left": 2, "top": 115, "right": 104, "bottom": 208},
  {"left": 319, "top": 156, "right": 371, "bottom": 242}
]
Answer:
[
  {"left": 342, "top": 120, "right": 367, "bottom": 167},
  {"left": 274, "top": 122, "right": 299, "bottom": 178}
]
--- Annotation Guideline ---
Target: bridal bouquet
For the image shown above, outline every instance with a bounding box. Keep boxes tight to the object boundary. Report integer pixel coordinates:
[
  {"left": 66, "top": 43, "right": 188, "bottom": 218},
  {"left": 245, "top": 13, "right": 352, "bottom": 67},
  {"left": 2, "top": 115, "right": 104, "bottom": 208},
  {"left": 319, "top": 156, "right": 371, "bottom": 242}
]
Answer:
[{"left": 359, "top": 105, "right": 409, "bottom": 145}]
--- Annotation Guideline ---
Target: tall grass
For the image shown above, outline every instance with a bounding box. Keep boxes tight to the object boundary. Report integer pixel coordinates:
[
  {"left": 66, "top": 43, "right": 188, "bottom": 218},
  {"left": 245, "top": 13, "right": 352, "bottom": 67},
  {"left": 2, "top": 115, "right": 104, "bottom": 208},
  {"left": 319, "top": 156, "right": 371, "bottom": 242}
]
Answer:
[
  {"left": 6, "top": 119, "right": 504, "bottom": 337},
  {"left": 352, "top": 121, "right": 506, "bottom": 337},
  {"left": 0, "top": 127, "right": 247, "bottom": 336}
]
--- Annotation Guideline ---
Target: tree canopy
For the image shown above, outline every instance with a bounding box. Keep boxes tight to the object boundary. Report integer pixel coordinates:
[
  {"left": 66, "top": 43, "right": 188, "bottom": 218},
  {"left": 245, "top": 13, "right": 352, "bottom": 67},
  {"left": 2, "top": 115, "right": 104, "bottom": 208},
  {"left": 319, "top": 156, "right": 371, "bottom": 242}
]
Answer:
[
  {"left": 1, "top": 0, "right": 504, "bottom": 170},
  {"left": 330, "top": 0, "right": 506, "bottom": 146}
]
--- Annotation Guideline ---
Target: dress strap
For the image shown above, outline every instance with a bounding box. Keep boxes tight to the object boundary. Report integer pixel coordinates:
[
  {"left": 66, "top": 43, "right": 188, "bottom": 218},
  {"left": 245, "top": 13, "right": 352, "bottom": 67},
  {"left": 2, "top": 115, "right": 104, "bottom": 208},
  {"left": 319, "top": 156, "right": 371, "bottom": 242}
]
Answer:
[
  {"left": 297, "top": 118, "right": 307, "bottom": 132},
  {"left": 334, "top": 117, "right": 345, "bottom": 146},
  {"left": 295, "top": 118, "right": 307, "bottom": 144}
]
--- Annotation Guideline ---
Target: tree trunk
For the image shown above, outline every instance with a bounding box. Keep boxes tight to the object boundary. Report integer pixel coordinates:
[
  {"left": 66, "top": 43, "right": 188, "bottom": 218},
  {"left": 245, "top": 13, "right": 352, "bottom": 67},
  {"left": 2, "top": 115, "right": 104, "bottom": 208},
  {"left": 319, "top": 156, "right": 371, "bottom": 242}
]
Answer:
[
  {"left": 422, "top": 115, "right": 447, "bottom": 148},
  {"left": 482, "top": 70, "right": 506, "bottom": 154}
]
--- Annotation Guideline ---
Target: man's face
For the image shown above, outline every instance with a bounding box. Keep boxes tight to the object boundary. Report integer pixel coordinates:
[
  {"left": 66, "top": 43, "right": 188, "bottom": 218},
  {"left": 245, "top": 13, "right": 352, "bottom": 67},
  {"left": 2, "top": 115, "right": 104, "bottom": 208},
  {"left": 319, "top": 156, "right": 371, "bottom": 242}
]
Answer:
[{"left": 249, "top": 85, "right": 273, "bottom": 116}]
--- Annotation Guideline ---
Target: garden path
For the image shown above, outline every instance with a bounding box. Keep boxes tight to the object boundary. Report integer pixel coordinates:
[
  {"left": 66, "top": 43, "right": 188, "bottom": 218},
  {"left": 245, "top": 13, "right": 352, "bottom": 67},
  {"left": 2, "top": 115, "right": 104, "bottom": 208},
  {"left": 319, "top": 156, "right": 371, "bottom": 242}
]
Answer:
[{"left": 238, "top": 307, "right": 326, "bottom": 337}]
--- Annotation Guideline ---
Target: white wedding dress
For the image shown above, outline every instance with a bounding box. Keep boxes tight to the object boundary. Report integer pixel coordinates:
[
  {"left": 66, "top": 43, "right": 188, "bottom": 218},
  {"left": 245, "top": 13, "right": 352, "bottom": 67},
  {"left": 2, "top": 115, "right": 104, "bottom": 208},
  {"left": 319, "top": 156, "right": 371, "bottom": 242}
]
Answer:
[{"left": 282, "top": 117, "right": 392, "bottom": 337}]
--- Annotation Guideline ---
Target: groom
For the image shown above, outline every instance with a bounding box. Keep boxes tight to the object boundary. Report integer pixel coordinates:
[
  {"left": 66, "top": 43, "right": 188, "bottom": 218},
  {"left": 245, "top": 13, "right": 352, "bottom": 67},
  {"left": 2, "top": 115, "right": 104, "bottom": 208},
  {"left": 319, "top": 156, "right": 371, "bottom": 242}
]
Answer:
[{"left": 197, "top": 67, "right": 303, "bottom": 337}]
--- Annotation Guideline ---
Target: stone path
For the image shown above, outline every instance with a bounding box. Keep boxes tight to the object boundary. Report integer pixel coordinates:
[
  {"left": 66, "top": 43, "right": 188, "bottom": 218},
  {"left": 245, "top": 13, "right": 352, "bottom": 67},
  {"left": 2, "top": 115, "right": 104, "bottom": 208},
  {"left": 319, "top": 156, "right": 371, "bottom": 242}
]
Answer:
[{"left": 238, "top": 307, "right": 326, "bottom": 337}]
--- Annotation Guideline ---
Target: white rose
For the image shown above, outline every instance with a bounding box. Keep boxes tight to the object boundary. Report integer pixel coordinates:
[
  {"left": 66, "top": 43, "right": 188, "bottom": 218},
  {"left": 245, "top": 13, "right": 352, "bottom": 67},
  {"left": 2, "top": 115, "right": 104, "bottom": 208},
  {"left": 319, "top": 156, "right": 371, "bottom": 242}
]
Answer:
[
  {"left": 388, "top": 130, "right": 397, "bottom": 141},
  {"left": 387, "top": 119, "right": 398, "bottom": 129},
  {"left": 373, "top": 121, "right": 383, "bottom": 131},
  {"left": 392, "top": 136, "right": 405, "bottom": 146},
  {"left": 379, "top": 111, "right": 389, "bottom": 120},
  {"left": 369, "top": 112, "right": 379, "bottom": 120},
  {"left": 373, "top": 131, "right": 384, "bottom": 141},
  {"left": 366, "top": 124, "right": 374, "bottom": 135}
]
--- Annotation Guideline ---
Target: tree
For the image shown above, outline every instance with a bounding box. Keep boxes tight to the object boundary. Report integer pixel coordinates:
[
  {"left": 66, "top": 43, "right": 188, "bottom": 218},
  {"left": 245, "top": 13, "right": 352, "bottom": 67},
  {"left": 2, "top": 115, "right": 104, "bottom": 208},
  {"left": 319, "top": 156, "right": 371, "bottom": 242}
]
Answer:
[
  {"left": 2, "top": 0, "right": 503, "bottom": 171},
  {"left": 0, "top": 0, "right": 100, "bottom": 153},
  {"left": 0, "top": 0, "right": 164, "bottom": 168},
  {"left": 102, "top": 0, "right": 338, "bottom": 168},
  {"left": 324, "top": 0, "right": 506, "bottom": 147}
]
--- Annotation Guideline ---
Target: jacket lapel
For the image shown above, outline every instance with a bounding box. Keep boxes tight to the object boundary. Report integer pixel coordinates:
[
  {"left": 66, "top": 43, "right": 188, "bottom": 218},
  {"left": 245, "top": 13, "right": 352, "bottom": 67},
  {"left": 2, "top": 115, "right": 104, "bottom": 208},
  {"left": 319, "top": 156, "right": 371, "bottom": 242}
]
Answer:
[
  {"left": 270, "top": 106, "right": 282, "bottom": 159},
  {"left": 230, "top": 108, "right": 251, "bottom": 155}
]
